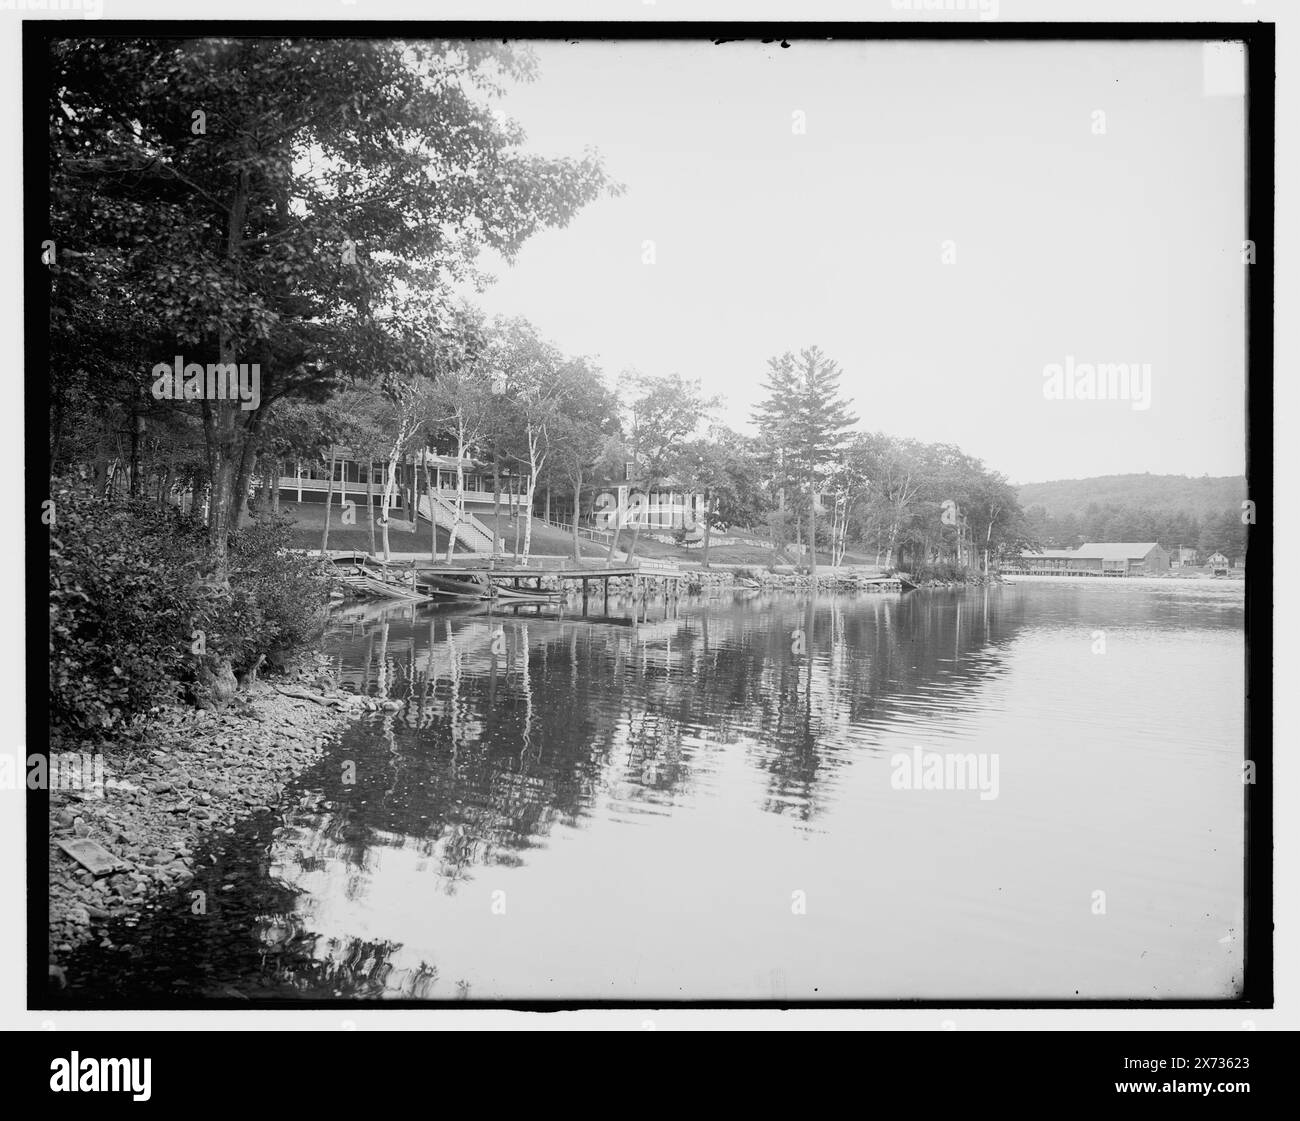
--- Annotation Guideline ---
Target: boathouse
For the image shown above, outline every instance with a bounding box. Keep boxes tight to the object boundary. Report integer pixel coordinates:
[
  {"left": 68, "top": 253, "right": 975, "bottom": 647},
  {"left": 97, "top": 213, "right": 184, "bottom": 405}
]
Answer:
[{"left": 1008, "top": 542, "right": 1170, "bottom": 577}]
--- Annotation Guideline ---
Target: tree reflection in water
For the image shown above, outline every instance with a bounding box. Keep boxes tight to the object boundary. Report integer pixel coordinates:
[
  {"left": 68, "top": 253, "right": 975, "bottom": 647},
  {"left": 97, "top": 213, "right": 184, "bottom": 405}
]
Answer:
[{"left": 54, "top": 583, "right": 1241, "bottom": 1003}]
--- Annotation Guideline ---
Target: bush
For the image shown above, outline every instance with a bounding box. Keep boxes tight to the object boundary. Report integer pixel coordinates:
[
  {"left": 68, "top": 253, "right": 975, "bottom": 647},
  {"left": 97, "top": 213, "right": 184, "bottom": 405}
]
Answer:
[
  {"left": 49, "top": 485, "right": 330, "bottom": 743},
  {"left": 907, "top": 561, "right": 970, "bottom": 584},
  {"left": 225, "top": 514, "right": 330, "bottom": 668},
  {"left": 49, "top": 485, "right": 206, "bottom": 738}
]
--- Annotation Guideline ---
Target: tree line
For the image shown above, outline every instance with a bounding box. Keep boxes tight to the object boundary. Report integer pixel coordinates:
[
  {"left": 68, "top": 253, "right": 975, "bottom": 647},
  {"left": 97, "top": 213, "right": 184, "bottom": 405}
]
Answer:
[
  {"left": 1022, "top": 502, "right": 1248, "bottom": 558},
  {"left": 48, "top": 36, "right": 1037, "bottom": 579}
]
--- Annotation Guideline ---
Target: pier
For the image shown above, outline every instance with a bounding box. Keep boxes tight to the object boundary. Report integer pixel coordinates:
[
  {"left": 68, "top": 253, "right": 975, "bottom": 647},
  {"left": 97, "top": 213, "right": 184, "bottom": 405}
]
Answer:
[{"left": 320, "top": 551, "right": 688, "bottom": 603}]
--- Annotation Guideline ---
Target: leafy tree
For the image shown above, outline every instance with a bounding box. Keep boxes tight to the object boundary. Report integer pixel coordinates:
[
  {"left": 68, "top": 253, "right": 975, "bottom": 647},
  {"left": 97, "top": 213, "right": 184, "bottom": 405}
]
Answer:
[
  {"left": 486, "top": 318, "right": 571, "bottom": 564},
  {"left": 608, "top": 372, "right": 718, "bottom": 563},
  {"left": 543, "top": 361, "right": 622, "bottom": 561},
  {"left": 50, "top": 37, "right": 616, "bottom": 567},
  {"left": 678, "top": 428, "right": 765, "bottom": 567}
]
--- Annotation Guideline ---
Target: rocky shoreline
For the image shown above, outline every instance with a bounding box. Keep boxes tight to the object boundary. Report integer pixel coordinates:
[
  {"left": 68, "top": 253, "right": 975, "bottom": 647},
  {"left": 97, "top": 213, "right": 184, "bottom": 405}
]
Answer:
[
  {"left": 48, "top": 657, "right": 371, "bottom": 982},
  {"left": 551, "top": 567, "right": 998, "bottom": 596}
]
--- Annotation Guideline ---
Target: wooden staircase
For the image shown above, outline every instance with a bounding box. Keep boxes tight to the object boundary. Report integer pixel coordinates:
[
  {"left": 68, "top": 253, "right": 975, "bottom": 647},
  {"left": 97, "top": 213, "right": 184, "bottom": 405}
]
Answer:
[{"left": 417, "top": 493, "right": 497, "bottom": 554}]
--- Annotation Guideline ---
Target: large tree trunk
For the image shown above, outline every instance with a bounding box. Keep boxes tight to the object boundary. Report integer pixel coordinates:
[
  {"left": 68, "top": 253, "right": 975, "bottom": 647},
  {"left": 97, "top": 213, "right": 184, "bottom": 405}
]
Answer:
[
  {"left": 625, "top": 481, "right": 650, "bottom": 563},
  {"left": 605, "top": 504, "right": 622, "bottom": 562},
  {"left": 259, "top": 457, "right": 269, "bottom": 516},
  {"left": 207, "top": 450, "right": 235, "bottom": 567},
  {"left": 808, "top": 491, "right": 817, "bottom": 580},
  {"left": 522, "top": 476, "right": 537, "bottom": 564},
  {"left": 320, "top": 446, "right": 337, "bottom": 552},
  {"left": 423, "top": 458, "right": 437, "bottom": 560},
  {"left": 522, "top": 433, "right": 541, "bottom": 566},
  {"left": 229, "top": 417, "right": 263, "bottom": 532},
  {"left": 366, "top": 458, "right": 376, "bottom": 556},
  {"left": 511, "top": 475, "right": 521, "bottom": 562},
  {"left": 702, "top": 492, "right": 713, "bottom": 569},
  {"left": 410, "top": 460, "right": 420, "bottom": 539},
  {"left": 158, "top": 459, "right": 173, "bottom": 510},
  {"left": 572, "top": 478, "right": 582, "bottom": 562},
  {"left": 205, "top": 169, "right": 251, "bottom": 569},
  {"left": 491, "top": 461, "right": 502, "bottom": 556},
  {"left": 128, "top": 411, "right": 143, "bottom": 498},
  {"left": 380, "top": 436, "right": 404, "bottom": 562},
  {"left": 445, "top": 434, "right": 466, "bottom": 562}
]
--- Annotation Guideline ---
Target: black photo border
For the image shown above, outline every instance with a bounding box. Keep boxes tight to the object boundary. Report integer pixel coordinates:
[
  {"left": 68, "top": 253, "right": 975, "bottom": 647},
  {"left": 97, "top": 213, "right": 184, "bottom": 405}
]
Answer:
[{"left": 24, "top": 17, "right": 1275, "bottom": 1014}]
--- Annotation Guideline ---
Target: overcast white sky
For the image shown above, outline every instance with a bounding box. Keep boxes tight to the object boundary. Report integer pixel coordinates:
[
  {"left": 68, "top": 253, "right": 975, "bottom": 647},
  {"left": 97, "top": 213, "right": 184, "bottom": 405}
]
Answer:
[{"left": 465, "top": 38, "right": 1247, "bottom": 485}]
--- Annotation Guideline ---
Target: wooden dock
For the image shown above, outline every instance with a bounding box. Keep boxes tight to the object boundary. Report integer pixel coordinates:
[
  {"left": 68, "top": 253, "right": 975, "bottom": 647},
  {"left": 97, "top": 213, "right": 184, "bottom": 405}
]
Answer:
[
  {"left": 321, "top": 551, "right": 687, "bottom": 603},
  {"left": 333, "top": 569, "right": 429, "bottom": 601}
]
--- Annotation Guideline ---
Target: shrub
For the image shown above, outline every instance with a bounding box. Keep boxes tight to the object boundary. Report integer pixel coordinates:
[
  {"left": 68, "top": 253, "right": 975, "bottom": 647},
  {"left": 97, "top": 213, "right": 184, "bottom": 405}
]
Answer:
[
  {"left": 908, "top": 561, "right": 970, "bottom": 584},
  {"left": 225, "top": 514, "right": 330, "bottom": 667},
  {"left": 49, "top": 484, "right": 205, "bottom": 738},
  {"left": 49, "top": 486, "right": 331, "bottom": 743}
]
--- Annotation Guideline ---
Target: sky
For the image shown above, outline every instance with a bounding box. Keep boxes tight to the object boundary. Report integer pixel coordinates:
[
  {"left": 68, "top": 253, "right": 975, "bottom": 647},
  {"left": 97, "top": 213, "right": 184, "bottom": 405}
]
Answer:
[{"left": 462, "top": 38, "right": 1247, "bottom": 485}]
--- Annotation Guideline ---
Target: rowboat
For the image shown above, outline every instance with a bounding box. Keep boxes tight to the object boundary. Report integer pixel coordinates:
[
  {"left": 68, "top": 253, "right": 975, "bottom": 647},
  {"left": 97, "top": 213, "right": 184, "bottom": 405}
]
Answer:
[{"left": 417, "top": 571, "right": 494, "bottom": 600}]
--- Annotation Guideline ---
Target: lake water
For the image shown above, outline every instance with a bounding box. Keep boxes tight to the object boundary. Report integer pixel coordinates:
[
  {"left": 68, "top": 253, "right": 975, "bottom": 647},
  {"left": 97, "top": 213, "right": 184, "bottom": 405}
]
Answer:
[{"left": 57, "top": 581, "right": 1247, "bottom": 1002}]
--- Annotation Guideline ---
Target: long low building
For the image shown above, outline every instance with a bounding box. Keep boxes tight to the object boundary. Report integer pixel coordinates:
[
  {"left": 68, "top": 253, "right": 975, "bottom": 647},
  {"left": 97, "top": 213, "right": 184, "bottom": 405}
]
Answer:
[{"left": 1006, "top": 542, "right": 1170, "bottom": 577}]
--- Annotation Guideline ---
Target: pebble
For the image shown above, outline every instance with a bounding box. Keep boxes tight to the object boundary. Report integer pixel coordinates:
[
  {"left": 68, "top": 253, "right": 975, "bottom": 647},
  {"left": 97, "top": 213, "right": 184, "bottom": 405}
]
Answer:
[{"left": 48, "top": 678, "right": 355, "bottom": 969}]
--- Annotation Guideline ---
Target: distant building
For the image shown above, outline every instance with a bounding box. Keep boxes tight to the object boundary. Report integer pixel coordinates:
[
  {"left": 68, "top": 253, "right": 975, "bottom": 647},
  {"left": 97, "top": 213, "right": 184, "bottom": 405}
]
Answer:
[
  {"left": 1006, "top": 542, "right": 1170, "bottom": 577},
  {"left": 275, "top": 446, "right": 529, "bottom": 514},
  {"left": 1207, "top": 551, "right": 1230, "bottom": 575},
  {"left": 1172, "top": 545, "right": 1199, "bottom": 568}
]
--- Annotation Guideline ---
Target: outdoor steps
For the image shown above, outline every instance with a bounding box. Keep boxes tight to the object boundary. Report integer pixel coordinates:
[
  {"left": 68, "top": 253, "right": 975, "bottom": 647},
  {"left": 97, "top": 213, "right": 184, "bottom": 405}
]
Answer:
[{"left": 417, "top": 493, "right": 497, "bottom": 553}]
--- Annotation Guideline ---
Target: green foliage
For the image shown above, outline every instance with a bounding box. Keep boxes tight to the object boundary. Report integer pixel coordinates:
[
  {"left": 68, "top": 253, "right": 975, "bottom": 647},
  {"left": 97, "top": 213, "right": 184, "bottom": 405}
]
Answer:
[
  {"left": 227, "top": 515, "right": 331, "bottom": 663},
  {"left": 753, "top": 347, "right": 857, "bottom": 501},
  {"left": 49, "top": 485, "right": 205, "bottom": 738},
  {"left": 1017, "top": 474, "right": 1246, "bottom": 519},
  {"left": 1019, "top": 475, "right": 1249, "bottom": 556},
  {"left": 908, "top": 561, "right": 967, "bottom": 584},
  {"left": 49, "top": 485, "right": 328, "bottom": 744},
  {"left": 49, "top": 38, "right": 617, "bottom": 551}
]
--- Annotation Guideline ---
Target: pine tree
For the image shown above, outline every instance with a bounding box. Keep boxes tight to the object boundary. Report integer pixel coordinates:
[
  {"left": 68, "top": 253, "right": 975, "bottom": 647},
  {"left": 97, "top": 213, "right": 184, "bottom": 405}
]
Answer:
[{"left": 753, "top": 347, "right": 857, "bottom": 579}]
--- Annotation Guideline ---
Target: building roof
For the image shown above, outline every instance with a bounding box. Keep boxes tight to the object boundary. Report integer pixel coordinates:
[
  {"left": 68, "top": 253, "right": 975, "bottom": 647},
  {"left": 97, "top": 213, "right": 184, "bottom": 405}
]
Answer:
[
  {"left": 1020, "top": 542, "right": 1162, "bottom": 561},
  {"left": 1077, "top": 542, "right": 1162, "bottom": 560}
]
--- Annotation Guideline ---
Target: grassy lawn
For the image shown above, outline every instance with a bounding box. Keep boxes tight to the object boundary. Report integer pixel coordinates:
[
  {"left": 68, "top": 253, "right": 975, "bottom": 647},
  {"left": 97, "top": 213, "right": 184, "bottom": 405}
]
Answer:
[{"left": 271, "top": 501, "right": 878, "bottom": 569}]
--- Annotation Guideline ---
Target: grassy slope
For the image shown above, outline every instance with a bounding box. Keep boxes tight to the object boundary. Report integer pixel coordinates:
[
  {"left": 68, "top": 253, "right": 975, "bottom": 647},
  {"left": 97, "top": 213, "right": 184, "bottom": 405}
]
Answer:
[{"left": 278, "top": 501, "right": 868, "bottom": 567}]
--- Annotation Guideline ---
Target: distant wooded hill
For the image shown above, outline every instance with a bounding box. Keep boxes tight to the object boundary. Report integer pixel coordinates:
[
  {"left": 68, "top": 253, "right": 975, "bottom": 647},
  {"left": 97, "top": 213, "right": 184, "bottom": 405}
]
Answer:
[
  {"left": 1015, "top": 474, "right": 1249, "bottom": 556},
  {"left": 1017, "top": 475, "right": 1247, "bottom": 519}
]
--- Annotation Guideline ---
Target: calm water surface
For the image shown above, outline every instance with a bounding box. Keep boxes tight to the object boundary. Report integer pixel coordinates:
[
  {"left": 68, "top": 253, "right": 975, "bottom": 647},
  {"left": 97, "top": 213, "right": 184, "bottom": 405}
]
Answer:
[{"left": 60, "top": 581, "right": 1247, "bottom": 1002}]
